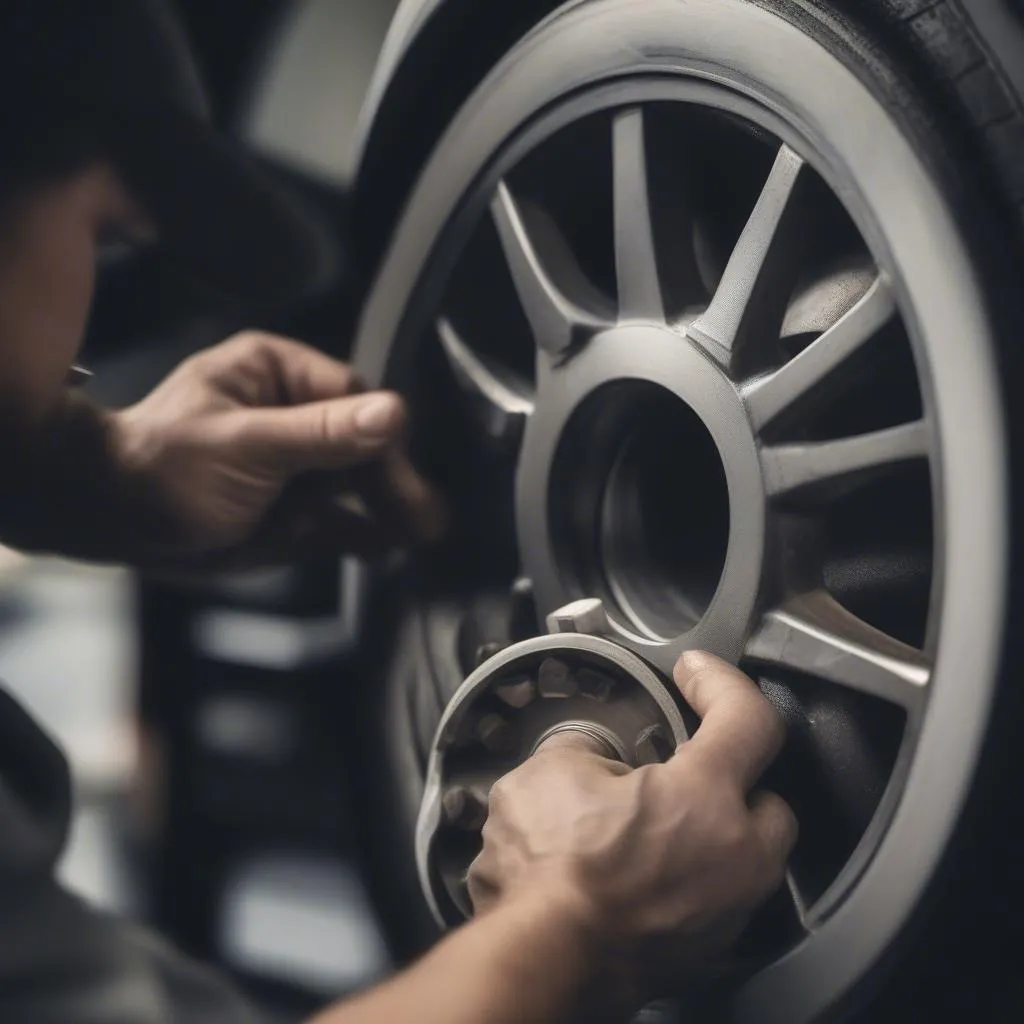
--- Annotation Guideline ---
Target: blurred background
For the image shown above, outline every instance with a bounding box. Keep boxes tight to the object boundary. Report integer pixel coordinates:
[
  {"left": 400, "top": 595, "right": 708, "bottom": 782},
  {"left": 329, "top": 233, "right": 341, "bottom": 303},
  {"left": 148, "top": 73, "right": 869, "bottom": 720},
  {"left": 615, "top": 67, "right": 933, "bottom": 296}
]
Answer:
[{"left": 0, "top": 1, "right": 404, "bottom": 1018}]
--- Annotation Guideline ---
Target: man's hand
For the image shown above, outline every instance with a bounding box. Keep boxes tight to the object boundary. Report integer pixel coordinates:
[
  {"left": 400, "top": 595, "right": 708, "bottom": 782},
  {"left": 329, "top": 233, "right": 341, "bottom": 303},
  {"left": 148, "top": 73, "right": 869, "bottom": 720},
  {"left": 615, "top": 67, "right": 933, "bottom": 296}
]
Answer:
[
  {"left": 467, "top": 651, "right": 797, "bottom": 1010},
  {"left": 107, "top": 331, "right": 445, "bottom": 568}
]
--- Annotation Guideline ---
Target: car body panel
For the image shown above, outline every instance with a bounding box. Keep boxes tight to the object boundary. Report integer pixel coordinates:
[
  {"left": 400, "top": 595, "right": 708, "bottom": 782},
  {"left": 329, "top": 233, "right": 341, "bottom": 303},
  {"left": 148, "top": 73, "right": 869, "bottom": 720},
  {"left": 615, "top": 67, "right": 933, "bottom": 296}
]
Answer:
[{"left": 350, "top": 0, "right": 447, "bottom": 176}]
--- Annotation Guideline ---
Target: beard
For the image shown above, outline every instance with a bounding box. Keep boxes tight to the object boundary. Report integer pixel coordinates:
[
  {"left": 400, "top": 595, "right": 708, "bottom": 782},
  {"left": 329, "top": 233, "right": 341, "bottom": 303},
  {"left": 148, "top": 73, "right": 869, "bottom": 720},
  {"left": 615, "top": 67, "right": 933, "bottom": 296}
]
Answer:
[{"left": 0, "top": 390, "right": 139, "bottom": 562}]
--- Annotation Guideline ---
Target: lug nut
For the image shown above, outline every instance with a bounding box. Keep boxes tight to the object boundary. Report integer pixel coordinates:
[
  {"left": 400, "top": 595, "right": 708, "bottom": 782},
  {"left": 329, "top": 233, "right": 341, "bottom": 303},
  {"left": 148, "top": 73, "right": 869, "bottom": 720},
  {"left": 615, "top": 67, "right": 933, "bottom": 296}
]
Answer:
[
  {"left": 474, "top": 641, "right": 505, "bottom": 667},
  {"left": 442, "top": 785, "right": 488, "bottom": 830},
  {"left": 477, "top": 713, "right": 516, "bottom": 754},
  {"left": 494, "top": 675, "right": 536, "bottom": 709},
  {"left": 538, "top": 657, "right": 578, "bottom": 698},
  {"left": 546, "top": 597, "right": 610, "bottom": 636},
  {"left": 576, "top": 666, "right": 616, "bottom": 702},
  {"left": 634, "top": 724, "right": 674, "bottom": 766}
]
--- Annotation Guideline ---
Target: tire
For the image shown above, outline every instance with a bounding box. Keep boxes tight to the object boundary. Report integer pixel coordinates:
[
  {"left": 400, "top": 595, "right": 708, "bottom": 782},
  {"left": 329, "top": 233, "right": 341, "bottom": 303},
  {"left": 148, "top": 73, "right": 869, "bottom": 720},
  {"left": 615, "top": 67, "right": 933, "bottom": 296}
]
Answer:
[
  {"left": 837, "top": 0, "right": 1024, "bottom": 228},
  {"left": 348, "top": 2, "right": 1024, "bottom": 1021}
]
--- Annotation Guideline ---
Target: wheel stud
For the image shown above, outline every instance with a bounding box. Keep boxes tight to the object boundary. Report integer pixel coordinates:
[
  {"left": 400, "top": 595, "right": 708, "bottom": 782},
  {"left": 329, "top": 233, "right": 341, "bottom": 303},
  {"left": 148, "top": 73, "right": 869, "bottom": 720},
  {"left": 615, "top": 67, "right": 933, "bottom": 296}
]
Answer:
[
  {"left": 538, "top": 657, "right": 578, "bottom": 698},
  {"left": 577, "top": 666, "right": 615, "bottom": 702},
  {"left": 476, "top": 713, "right": 516, "bottom": 754},
  {"left": 474, "top": 641, "right": 505, "bottom": 667},
  {"left": 494, "top": 675, "right": 536, "bottom": 708},
  {"left": 545, "top": 597, "right": 609, "bottom": 636},
  {"left": 442, "top": 785, "right": 488, "bottom": 830}
]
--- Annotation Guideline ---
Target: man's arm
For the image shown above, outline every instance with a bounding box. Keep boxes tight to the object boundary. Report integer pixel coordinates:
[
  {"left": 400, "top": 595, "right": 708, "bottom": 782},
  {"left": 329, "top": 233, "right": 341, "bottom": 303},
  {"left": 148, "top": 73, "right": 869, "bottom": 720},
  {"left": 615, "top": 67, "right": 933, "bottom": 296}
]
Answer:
[
  {"left": 308, "top": 652, "right": 796, "bottom": 1024},
  {"left": 0, "top": 332, "right": 445, "bottom": 570},
  {"left": 313, "top": 891, "right": 600, "bottom": 1024}
]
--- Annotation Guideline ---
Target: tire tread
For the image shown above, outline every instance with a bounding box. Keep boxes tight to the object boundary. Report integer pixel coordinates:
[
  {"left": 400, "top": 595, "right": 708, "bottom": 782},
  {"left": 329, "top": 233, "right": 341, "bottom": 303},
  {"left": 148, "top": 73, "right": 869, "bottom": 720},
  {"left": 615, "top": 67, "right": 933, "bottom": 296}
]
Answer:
[{"left": 866, "top": 0, "right": 1024, "bottom": 232}]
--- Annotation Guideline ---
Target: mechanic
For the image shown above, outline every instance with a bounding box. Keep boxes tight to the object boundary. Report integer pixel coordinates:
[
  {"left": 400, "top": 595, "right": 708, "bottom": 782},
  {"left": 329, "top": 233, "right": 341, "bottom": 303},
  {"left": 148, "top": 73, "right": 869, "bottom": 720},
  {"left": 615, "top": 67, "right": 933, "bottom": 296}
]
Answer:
[{"left": 0, "top": 3, "right": 797, "bottom": 1022}]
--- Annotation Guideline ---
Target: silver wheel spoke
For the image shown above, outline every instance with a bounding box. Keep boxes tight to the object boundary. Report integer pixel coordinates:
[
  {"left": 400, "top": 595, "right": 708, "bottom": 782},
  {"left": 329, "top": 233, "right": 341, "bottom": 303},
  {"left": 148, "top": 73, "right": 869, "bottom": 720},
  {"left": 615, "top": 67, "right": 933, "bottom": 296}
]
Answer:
[
  {"left": 688, "top": 144, "right": 806, "bottom": 367},
  {"left": 762, "top": 419, "right": 928, "bottom": 499},
  {"left": 612, "top": 108, "right": 663, "bottom": 321},
  {"left": 437, "top": 318, "right": 534, "bottom": 446},
  {"left": 747, "top": 591, "right": 930, "bottom": 708},
  {"left": 491, "top": 181, "right": 608, "bottom": 357},
  {"left": 745, "top": 276, "right": 897, "bottom": 432}
]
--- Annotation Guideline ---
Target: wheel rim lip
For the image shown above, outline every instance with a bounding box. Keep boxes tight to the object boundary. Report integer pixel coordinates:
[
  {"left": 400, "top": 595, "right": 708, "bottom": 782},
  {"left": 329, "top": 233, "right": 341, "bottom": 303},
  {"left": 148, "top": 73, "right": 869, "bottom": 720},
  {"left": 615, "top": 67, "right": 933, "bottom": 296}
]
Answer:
[
  {"left": 518, "top": 324, "right": 766, "bottom": 673},
  {"left": 352, "top": 1, "right": 1009, "bottom": 1019}
]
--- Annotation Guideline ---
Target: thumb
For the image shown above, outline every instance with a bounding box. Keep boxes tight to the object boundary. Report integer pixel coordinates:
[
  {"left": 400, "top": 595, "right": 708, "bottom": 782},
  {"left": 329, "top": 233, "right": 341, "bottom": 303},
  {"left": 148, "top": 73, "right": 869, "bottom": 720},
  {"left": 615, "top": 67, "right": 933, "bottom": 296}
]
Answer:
[{"left": 236, "top": 391, "right": 408, "bottom": 474}]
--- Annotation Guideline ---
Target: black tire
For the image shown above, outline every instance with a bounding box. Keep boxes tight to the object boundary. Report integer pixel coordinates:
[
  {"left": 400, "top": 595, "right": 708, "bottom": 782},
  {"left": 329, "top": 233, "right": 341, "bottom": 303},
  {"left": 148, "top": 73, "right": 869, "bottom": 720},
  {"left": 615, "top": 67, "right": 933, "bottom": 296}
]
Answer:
[
  {"left": 839, "top": 0, "right": 1024, "bottom": 226},
  {"left": 347, "top": 1, "right": 1024, "bottom": 1021}
]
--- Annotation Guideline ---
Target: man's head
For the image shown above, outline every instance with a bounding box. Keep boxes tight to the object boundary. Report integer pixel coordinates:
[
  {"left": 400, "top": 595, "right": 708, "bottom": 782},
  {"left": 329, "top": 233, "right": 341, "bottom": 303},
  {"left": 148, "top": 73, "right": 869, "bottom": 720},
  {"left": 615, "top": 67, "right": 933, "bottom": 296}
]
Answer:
[
  {"left": 0, "top": 163, "right": 152, "bottom": 418},
  {"left": 1, "top": 1, "right": 334, "bottom": 302},
  {"left": 0, "top": 0, "right": 335, "bottom": 413}
]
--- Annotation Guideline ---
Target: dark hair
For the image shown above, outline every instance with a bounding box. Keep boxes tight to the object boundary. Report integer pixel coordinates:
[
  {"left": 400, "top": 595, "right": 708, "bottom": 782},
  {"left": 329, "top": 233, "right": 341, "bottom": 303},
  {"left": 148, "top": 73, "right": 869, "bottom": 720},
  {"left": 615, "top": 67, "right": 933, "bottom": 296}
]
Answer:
[
  {"left": 0, "top": 6, "right": 101, "bottom": 199},
  {"left": 0, "top": 2, "right": 177, "bottom": 200}
]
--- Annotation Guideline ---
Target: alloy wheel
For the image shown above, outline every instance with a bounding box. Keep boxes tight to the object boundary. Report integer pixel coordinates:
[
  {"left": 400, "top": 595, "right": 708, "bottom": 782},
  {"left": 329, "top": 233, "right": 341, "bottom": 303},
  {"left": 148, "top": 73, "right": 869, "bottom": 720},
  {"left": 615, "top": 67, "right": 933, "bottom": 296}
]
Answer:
[{"left": 351, "top": 2, "right": 1009, "bottom": 1019}]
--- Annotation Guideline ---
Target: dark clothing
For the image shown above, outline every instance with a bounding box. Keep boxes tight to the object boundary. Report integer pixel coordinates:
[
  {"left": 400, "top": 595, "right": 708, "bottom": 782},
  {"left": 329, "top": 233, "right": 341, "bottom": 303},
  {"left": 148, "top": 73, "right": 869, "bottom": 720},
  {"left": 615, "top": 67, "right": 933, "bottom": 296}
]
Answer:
[{"left": 0, "top": 687, "right": 263, "bottom": 1023}]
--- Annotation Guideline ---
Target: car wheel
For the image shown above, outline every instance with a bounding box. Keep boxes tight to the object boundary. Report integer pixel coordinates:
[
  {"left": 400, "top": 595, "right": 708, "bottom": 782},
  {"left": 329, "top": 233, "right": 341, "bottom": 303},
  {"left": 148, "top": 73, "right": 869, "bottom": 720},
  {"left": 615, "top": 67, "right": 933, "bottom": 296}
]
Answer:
[{"left": 348, "top": 1, "right": 1024, "bottom": 1020}]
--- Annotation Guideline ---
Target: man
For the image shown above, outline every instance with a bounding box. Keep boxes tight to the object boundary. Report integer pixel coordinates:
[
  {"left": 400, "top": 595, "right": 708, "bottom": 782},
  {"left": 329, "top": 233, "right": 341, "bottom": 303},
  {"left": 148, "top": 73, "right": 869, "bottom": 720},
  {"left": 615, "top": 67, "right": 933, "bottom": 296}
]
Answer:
[{"left": 0, "top": 3, "right": 797, "bottom": 1022}]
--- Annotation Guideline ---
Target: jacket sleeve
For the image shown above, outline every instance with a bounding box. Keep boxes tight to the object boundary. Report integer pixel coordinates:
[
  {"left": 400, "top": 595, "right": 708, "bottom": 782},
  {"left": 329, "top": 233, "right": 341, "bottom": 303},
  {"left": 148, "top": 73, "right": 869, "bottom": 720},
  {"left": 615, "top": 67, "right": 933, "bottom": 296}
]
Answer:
[
  {"left": 0, "top": 686, "right": 268, "bottom": 1024},
  {"left": 0, "top": 877, "right": 269, "bottom": 1024}
]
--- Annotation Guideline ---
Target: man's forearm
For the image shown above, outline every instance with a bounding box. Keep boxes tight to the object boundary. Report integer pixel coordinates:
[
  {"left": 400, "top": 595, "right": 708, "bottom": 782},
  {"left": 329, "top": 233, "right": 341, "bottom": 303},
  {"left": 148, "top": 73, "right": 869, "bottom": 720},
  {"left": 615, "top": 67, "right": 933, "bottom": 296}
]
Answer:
[{"left": 309, "top": 892, "right": 608, "bottom": 1024}]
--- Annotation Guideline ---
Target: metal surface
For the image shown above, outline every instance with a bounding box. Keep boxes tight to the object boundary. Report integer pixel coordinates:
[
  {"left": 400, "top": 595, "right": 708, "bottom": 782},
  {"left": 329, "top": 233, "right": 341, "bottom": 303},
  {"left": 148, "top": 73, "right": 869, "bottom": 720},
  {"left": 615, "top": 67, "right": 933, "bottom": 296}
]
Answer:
[
  {"left": 353, "top": 1, "right": 1009, "bottom": 1020},
  {"left": 545, "top": 597, "right": 610, "bottom": 635},
  {"left": 415, "top": 631, "right": 688, "bottom": 926}
]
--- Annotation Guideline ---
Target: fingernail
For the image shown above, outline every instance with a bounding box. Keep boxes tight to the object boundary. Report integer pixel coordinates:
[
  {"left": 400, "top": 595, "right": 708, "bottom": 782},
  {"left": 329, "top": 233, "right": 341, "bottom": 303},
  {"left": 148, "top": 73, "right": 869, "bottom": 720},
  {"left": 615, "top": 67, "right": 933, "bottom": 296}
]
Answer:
[{"left": 355, "top": 394, "right": 400, "bottom": 437}]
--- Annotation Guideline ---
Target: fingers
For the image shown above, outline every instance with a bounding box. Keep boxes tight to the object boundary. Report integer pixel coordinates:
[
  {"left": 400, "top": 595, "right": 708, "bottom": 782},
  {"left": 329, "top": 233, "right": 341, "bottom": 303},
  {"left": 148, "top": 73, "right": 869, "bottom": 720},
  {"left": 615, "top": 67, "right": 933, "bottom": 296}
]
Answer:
[
  {"left": 748, "top": 790, "right": 799, "bottom": 891},
  {"left": 350, "top": 447, "right": 448, "bottom": 545},
  {"left": 285, "top": 498, "right": 395, "bottom": 561},
  {"left": 237, "top": 391, "right": 408, "bottom": 473},
  {"left": 205, "top": 332, "right": 365, "bottom": 405},
  {"left": 466, "top": 852, "right": 501, "bottom": 915},
  {"left": 671, "top": 651, "right": 786, "bottom": 792}
]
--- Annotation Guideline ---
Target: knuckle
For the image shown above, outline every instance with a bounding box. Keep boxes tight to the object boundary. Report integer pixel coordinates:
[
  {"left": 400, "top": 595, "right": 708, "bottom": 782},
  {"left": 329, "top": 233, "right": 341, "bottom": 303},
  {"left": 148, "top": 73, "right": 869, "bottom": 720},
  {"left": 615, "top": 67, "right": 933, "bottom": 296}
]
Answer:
[
  {"left": 722, "top": 816, "right": 755, "bottom": 859},
  {"left": 487, "top": 778, "right": 511, "bottom": 815},
  {"left": 775, "top": 797, "right": 799, "bottom": 851},
  {"left": 315, "top": 401, "right": 335, "bottom": 446},
  {"left": 221, "top": 330, "right": 275, "bottom": 365},
  {"left": 231, "top": 329, "right": 275, "bottom": 352}
]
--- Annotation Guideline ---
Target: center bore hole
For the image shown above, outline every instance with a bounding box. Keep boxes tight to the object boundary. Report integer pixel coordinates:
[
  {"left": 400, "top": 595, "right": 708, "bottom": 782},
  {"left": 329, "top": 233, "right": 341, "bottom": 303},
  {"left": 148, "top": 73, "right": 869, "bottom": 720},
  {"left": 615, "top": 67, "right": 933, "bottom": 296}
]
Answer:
[{"left": 554, "top": 381, "right": 730, "bottom": 642}]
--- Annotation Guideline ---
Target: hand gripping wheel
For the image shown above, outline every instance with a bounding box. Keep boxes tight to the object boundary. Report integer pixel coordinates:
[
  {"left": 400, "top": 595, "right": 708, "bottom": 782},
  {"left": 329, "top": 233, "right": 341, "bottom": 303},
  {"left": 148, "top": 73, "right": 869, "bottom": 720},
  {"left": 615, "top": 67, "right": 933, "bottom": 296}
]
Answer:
[{"left": 415, "top": 598, "right": 688, "bottom": 926}]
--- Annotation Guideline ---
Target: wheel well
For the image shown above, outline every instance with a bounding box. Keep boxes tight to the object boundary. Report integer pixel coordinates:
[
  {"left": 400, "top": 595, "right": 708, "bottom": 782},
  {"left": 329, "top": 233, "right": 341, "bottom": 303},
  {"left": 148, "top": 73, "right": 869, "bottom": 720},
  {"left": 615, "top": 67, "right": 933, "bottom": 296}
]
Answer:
[{"left": 349, "top": 0, "right": 564, "bottom": 295}]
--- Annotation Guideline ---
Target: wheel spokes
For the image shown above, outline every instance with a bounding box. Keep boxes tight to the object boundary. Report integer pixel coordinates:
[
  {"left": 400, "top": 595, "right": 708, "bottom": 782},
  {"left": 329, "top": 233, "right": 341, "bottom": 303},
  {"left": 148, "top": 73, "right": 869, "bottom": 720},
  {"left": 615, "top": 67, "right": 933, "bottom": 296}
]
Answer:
[
  {"left": 688, "top": 144, "right": 807, "bottom": 368},
  {"left": 746, "top": 590, "right": 929, "bottom": 709},
  {"left": 744, "top": 276, "right": 897, "bottom": 432},
  {"left": 437, "top": 318, "right": 535, "bottom": 447},
  {"left": 761, "top": 419, "right": 929, "bottom": 500},
  {"left": 491, "top": 181, "right": 609, "bottom": 357},
  {"left": 612, "top": 108, "right": 664, "bottom": 321}
]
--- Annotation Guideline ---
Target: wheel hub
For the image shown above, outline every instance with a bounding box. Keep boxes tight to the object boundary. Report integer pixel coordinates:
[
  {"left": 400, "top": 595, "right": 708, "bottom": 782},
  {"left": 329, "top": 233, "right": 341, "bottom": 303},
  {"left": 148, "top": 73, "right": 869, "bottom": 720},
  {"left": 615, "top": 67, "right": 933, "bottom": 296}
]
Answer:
[
  {"left": 518, "top": 321, "right": 765, "bottom": 673},
  {"left": 416, "top": 609, "right": 688, "bottom": 927}
]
